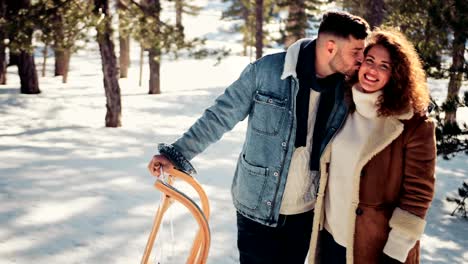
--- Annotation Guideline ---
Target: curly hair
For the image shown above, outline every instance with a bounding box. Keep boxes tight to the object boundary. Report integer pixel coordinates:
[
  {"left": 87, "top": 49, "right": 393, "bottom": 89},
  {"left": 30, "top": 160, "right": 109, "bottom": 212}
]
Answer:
[{"left": 363, "top": 29, "right": 430, "bottom": 116}]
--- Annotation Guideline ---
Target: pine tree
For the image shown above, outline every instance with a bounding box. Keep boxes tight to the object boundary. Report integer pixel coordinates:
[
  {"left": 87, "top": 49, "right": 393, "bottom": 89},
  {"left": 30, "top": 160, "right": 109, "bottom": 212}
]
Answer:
[
  {"left": 36, "top": 0, "right": 93, "bottom": 83},
  {"left": 6, "top": 0, "right": 40, "bottom": 94},
  {"left": 128, "top": 0, "right": 227, "bottom": 94},
  {"left": 170, "top": 0, "right": 201, "bottom": 32},
  {"left": 280, "top": 0, "right": 306, "bottom": 47},
  {"left": 338, "top": 0, "right": 385, "bottom": 29},
  {"left": 222, "top": 0, "right": 278, "bottom": 58},
  {"left": 430, "top": 93, "right": 468, "bottom": 160},
  {"left": 384, "top": 0, "right": 449, "bottom": 77},
  {"left": 131, "top": 0, "right": 163, "bottom": 94},
  {"left": 437, "top": 0, "right": 468, "bottom": 125},
  {"left": 221, "top": 0, "right": 254, "bottom": 56},
  {"left": 278, "top": 0, "right": 325, "bottom": 47},
  {"left": 446, "top": 181, "right": 468, "bottom": 219}
]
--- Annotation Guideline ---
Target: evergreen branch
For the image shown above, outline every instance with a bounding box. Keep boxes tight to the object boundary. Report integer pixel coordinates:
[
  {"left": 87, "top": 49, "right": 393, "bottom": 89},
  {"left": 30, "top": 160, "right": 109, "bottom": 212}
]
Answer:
[{"left": 129, "top": 0, "right": 145, "bottom": 12}]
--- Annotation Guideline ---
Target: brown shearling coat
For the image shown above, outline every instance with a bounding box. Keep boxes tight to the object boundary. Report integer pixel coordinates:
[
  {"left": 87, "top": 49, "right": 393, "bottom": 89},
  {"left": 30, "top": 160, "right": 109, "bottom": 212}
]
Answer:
[{"left": 308, "top": 111, "right": 436, "bottom": 264}]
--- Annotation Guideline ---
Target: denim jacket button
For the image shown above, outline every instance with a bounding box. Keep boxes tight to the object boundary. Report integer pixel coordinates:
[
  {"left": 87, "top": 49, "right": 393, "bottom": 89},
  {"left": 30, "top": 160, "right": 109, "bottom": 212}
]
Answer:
[
  {"left": 281, "top": 142, "right": 287, "bottom": 147},
  {"left": 273, "top": 171, "right": 279, "bottom": 177},
  {"left": 266, "top": 201, "right": 272, "bottom": 206},
  {"left": 267, "top": 98, "right": 273, "bottom": 103}
]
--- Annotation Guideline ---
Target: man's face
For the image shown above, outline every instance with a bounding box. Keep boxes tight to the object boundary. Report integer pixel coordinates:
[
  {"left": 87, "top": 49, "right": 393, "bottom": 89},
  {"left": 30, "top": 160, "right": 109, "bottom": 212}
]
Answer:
[{"left": 330, "top": 36, "right": 365, "bottom": 77}]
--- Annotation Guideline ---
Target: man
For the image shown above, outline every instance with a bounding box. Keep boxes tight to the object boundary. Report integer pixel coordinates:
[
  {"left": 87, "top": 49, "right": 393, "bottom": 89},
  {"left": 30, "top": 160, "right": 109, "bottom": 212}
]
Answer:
[{"left": 148, "top": 11, "right": 370, "bottom": 264}]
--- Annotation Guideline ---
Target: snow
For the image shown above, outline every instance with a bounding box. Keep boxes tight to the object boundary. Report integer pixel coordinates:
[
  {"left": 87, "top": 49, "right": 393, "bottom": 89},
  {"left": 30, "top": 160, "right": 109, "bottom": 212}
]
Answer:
[{"left": 1, "top": 0, "right": 467, "bottom": 263}]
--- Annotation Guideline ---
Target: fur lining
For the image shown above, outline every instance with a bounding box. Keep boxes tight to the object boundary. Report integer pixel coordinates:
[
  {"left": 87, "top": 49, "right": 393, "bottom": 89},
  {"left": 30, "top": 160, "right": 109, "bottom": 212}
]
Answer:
[
  {"left": 383, "top": 229, "right": 418, "bottom": 262},
  {"left": 158, "top": 143, "right": 197, "bottom": 175},
  {"left": 281, "top": 38, "right": 315, "bottom": 80},
  {"left": 389, "top": 207, "right": 426, "bottom": 240},
  {"left": 307, "top": 146, "right": 332, "bottom": 264},
  {"left": 396, "top": 108, "right": 414, "bottom": 120},
  {"left": 383, "top": 207, "right": 426, "bottom": 262}
]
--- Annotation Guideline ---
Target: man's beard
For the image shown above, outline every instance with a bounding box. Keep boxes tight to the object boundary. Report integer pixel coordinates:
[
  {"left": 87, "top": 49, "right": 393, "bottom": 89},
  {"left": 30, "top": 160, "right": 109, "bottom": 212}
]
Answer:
[
  {"left": 330, "top": 52, "right": 360, "bottom": 77},
  {"left": 344, "top": 68, "right": 359, "bottom": 79}
]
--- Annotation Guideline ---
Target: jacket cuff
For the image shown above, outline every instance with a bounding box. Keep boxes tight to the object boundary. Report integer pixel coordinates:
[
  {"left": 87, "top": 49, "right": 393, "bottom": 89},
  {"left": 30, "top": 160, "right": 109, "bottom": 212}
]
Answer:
[
  {"left": 383, "top": 229, "right": 416, "bottom": 262},
  {"left": 158, "top": 143, "right": 197, "bottom": 175},
  {"left": 383, "top": 207, "right": 426, "bottom": 262}
]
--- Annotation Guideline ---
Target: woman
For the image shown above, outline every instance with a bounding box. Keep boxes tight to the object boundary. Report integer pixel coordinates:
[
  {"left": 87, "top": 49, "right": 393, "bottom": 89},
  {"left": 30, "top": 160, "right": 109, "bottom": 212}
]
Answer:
[{"left": 307, "top": 29, "right": 436, "bottom": 264}]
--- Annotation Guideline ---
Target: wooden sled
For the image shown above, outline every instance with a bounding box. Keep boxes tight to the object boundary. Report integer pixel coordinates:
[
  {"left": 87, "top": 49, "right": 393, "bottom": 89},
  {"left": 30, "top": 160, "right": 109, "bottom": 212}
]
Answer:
[{"left": 141, "top": 166, "right": 211, "bottom": 264}]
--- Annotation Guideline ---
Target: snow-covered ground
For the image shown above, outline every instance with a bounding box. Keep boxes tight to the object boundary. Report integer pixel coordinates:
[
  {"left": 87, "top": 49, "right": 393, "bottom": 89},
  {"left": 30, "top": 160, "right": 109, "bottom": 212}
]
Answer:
[{"left": 1, "top": 1, "right": 467, "bottom": 263}]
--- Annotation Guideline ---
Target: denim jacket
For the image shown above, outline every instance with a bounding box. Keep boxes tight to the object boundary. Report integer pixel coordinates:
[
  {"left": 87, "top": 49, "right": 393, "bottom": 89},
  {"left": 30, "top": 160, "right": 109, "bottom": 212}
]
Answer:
[{"left": 164, "top": 39, "right": 349, "bottom": 227}]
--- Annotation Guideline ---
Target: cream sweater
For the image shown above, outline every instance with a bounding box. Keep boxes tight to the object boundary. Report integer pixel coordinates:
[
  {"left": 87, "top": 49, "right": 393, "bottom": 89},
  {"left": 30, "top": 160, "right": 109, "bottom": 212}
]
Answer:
[
  {"left": 324, "top": 86, "right": 382, "bottom": 246},
  {"left": 280, "top": 90, "right": 321, "bottom": 214}
]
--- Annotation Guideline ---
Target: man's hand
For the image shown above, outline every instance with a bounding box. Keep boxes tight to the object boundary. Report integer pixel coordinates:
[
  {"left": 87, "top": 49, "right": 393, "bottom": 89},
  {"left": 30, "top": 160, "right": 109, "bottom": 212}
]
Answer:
[{"left": 147, "top": 154, "right": 174, "bottom": 177}]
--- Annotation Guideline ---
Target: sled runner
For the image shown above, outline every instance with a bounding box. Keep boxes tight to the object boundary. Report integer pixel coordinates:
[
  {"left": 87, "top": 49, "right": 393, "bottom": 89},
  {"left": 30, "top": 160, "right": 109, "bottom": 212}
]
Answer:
[{"left": 141, "top": 164, "right": 210, "bottom": 264}]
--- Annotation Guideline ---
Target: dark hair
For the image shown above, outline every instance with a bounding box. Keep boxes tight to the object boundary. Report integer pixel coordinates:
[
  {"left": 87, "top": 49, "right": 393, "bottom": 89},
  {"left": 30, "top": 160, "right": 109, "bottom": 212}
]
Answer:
[
  {"left": 365, "top": 29, "right": 430, "bottom": 116},
  {"left": 318, "top": 11, "right": 370, "bottom": 40}
]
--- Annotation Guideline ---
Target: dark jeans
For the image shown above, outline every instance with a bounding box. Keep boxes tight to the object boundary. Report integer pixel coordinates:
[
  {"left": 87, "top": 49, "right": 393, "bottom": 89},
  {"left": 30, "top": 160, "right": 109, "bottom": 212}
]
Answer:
[
  {"left": 320, "top": 229, "right": 346, "bottom": 264},
  {"left": 320, "top": 229, "right": 402, "bottom": 264},
  {"left": 236, "top": 210, "right": 314, "bottom": 264}
]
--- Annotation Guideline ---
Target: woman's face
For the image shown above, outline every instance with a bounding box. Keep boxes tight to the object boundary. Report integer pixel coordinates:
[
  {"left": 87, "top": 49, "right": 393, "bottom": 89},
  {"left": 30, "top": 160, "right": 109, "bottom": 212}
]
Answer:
[{"left": 358, "top": 45, "right": 392, "bottom": 93}]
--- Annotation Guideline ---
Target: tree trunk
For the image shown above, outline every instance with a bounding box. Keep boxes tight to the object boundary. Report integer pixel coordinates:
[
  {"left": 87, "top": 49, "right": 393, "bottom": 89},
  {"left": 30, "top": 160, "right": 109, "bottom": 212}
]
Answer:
[
  {"left": 14, "top": 0, "right": 40, "bottom": 94},
  {"left": 142, "top": 0, "right": 161, "bottom": 94},
  {"left": 53, "top": 10, "right": 66, "bottom": 77},
  {"left": 242, "top": 6, "right": 249, "bottom": 56},
  {"left": 119, "top": 36, "right": 130, "bottom": 78},
  {"left": 54, "top": 48, "right": 64, "bottom": 76},
  {"left": 8, "top": 52, "right": 19, "bottom": 67},
  {"left": 18, "top": 50, "right": 40, "bottom": 94},
  {"left": 41, "top": 44, "right": 48, "bottom": 77},
  {"left": 0, "top": 0, "right": 6, "bottom": 84},
  {"left": 139, "top": 43, "right": 144, "bottom": 87},
  {"left": 255, "top": 0, "right": 263, "bottom": 59},
  {"left": 366, "top": 0, "right": 384, "bottom": 29},
  {"left": 118, "top": 0, "right": 130, "bottom": 78},
  {"left": 94, "top": 0, "right": 122, "bottom": 127},
  {"left": 0, "top": 31, "right": 6, "bottom": 85},
  {"left": 444, "top": 30, "right": 466, "bottom": 124},
  {"left": 285, "top": 0, "right": 305, "bottom": 48},
  {"left": 62, "top": 49, "right": 70, "bottom": 83},
  {"left": 54, "top": 47, "right": 70, "bottom": 82},
  {"left": 148, "top": 49, "right": 160, "bottom": 94},
  {"left": 175, "top": 0, "right": 182, "bottom": 28}
]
